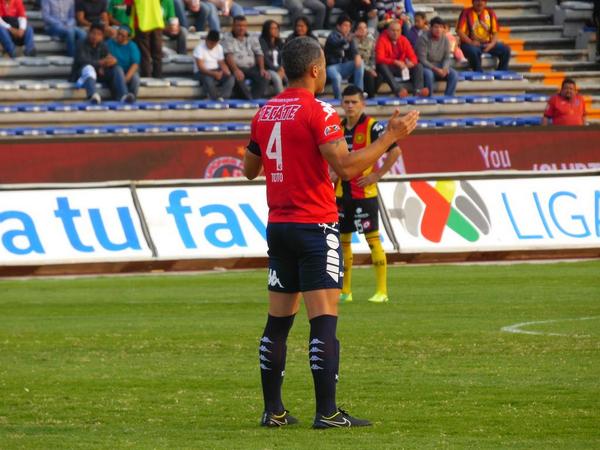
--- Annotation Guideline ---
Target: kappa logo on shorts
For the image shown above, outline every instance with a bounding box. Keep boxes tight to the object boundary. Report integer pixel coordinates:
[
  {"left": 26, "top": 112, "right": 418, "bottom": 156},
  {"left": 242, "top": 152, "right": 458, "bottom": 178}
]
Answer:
[{"left": 268, "top": 269, "right": 284, "bottom": 288}]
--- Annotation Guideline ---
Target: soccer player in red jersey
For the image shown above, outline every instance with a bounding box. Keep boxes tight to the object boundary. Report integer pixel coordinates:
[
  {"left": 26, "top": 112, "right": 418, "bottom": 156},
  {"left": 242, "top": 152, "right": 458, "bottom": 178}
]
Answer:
[{"left": 243, "top": 36, "right": 419, "bottom": 429}]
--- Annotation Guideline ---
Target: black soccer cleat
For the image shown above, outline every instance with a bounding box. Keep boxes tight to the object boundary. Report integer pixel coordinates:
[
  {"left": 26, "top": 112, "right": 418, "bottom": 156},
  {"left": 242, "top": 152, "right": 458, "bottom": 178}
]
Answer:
[
  {"left": 260, "top": 410, "right": 299, "bottom": 427},
  {"left": 312, "top": 408, "right": 372, "bottom": 429}
]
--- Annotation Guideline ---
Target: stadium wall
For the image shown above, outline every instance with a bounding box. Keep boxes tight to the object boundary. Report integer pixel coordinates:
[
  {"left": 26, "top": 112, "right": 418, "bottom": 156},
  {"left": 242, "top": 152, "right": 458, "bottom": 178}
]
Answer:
[
  {"left": 1, "top": 126, "right": 599, "bottom": 183},
  {"left": 1, "top": 172, "right": 599, "bottom": 275}
]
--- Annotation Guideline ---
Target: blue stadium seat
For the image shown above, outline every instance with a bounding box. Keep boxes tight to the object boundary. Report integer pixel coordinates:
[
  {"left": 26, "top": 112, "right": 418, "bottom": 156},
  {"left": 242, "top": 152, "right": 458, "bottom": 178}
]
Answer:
[
  {"left": 77, "top": 125, "right": 111, "bottom": 135},
  {"left": 14, "top": 127, "right": 48, "bottom": 136},
  {"left": 464, "top": 95, "right": 496, "bottom": 104},
  {"left": 81, "top": 103, "right": 110, "bottom": 112},
  {"left": 436, "top": 96, "right": 466, "bottom": 105},
  {"left": 227, "top": 123, "right": 251, "bottom": 132},
  {"left": 493, "top": 117, "right": 519, "bottom": 126},
  {"left": 227, "top": 99, "right": 261, "bottom": 109},
  {"left": 197, "top": 100, "right": 229, "bottom": 109},
  {"left": 377, "top": 96, "right": 408, "bottom": 106},
  {"left": 135, "top": 124, "right": 171, "bottom": 133},
  {"left": 435, "top": 118, "right": 467, "bottom": 128},
  {"left": 105, "top": 125, "right": 140, "bottom": 134},
  {"left": 44, "top": 126, "right": 79, "bottom": 135},
  {"left": 489, "top": 71, "right": 523, "bottom": 81},
  {"left": 167, "top": 124, "right": 201, "bottom": 133},
  {"left": 461, "top": 71, "right": 495, "bottom": 81},
  {"left": 168, "top": 101, "right": 201, "bottom": 110},
  {"left": 242, "top": 7, "right": 260, "bottom": 15},
  {"left": 196, "top": 123, "right": 229, "bottom": 132},
  {"left": 493, "top": 94, "right": 526, "bottom": 103},
  {"left": 0, "top": 128, "right": 17, "bottom": 136},
  {"left": 416, "top": 119, "right": 438, "bottom": 128},
  {"left": 138, "top": 101, "right": 170, "bottom": 111},
  {"left": 524, "top": 93, "right": 550, "bottom": 103},
  {"left": 48, "top": 103, "right": 81, "bottom": 112},
  {"left": 522, "top": 116, "right": 543, "bottom": 126},
  {"left": 465, "top": 118, "right": 497, "bottom": 127},
  {"left": 17, "top": 104, "right": 50, "bottom": 113},
  {"left": 365, "top": 98, "right": 379, "bottom": 107},
  {"left": 105, "top": 101, "right": 140, "bottom": 111},
  {"left": 407, "top": 97, "right": 438, "bottom": 105},
  {"left": 0, "top": 105, "right": 18, "bottom": 113}
]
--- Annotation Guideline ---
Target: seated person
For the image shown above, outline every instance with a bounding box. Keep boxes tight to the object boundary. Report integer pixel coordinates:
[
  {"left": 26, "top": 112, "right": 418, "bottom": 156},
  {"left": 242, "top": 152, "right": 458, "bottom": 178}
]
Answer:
[
  {"left": 324, "top": 15, "right": 364, "bottom": 99},
  {"left": 456, "top": 0, "right": 510, "bottom": 72},
  {"left": 222, "top": 15, "right": 269, "bottom": 99},
  {"left": 162, "top": 0, "right": 187, "bottom": 54},
  {"left": 0, "top": 0, "right": 36, "bottom": 57},
  {"left": 43, "top": 0, "right": 87, "bottom": 57},
  {"left": 71, "top": 23, "right": 133, "bottom": 104},
  {"left": 259, "top": 20, "right": 286, "bottom": 95},
  {"left": 416, "top": 16, "right": 458, "bottom": 97},
  {"left": 375, "top": 19, "right": 426, "bottom": 97},
  {"left": 406, "top": 11, "right": 427, "bottom": 50},
  {"left": 107, "top": 25, "right": 140, "bottom": 101},
  {"left": 542, "top": 78, "right": 587, "bottom": 126},
  {"left": 353, "top": 19, "right": 378, "bottom": 98},
  {"left": 76, "top": 0, "right": 110, "bottom": 33},
  {"left": 185, "top": 0, "right": 220, "bottom": 32},
  {"left": 284, "top": 0, "right": 327, "bottom": 31},
  {"left": 285, "top": 16, "right": 319, "bottom": 43},
  {"left": 193, "top": 29, "right": 234, "bottom": 100}
]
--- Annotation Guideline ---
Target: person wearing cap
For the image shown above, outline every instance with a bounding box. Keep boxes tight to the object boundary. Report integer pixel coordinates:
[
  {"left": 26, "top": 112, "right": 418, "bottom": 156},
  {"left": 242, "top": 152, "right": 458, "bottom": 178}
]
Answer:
[
  {"left": 107, "top": 24, "right": 140, "bottom": 101},
  {"left": 193, "top": 29, "right": 234, "bottom": 100},
  {"left": 71, "top": 23, "right": 134, "bottom": 104}
]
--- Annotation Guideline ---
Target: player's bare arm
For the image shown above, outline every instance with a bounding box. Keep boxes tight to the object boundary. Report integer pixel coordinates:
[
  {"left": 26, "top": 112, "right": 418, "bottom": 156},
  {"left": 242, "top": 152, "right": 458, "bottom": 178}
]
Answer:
[
  {"left": 243, "top": 149, "right": 262, "bottom": 179},
  {"left": 357, "top": 145, "right": 401, "bottom": 187},
  {"left": 321, "top": 110, "right": 419, "bottom": 180}
]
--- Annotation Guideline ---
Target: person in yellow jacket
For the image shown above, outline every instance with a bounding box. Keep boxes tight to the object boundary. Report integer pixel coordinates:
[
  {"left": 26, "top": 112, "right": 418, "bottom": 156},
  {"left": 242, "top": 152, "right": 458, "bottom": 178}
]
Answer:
[
  {"left": 126, "top": 0, "right": 164, "bottom": 77},
  {"left": 335, "top": 85, "right": 401, "bottom": 304}
]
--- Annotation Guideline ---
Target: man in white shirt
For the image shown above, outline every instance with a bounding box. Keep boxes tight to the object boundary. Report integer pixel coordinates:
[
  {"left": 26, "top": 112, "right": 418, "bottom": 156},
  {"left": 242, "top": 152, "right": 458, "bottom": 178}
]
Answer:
[{"left": 193, "top": 29, "right": 234, "bottom": 100}]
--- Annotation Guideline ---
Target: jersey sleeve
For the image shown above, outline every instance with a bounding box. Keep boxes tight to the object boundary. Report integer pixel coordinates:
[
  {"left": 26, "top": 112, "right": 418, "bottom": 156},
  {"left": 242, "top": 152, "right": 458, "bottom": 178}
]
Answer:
[
  {"left": 248, "top": 111, "right": 261, "bottom": 155},
  {"left": 312, "top": 99, "right": 344, "bottom": 146},
  {"left": 370, "top": 120, "right": 395, "bottom": 152}
]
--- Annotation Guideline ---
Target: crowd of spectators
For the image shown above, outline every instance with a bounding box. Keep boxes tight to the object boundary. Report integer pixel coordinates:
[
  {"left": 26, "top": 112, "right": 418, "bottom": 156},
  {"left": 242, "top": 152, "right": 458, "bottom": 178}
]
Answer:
[{"left": 0, "top": 0, "right": 591, "bottom": 116}]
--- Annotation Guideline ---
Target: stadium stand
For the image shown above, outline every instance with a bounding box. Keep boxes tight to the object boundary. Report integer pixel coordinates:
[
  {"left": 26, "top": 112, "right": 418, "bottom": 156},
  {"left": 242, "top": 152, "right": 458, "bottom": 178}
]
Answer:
[{"left": 0, "top": 0, "right": 598, "bottom": 132}]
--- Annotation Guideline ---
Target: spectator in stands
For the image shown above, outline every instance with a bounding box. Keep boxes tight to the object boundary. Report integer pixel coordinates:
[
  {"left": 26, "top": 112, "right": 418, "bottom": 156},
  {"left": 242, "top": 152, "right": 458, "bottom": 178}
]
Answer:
[
  {"left": 456, "top": 0, "right": 510, "bottom": 72},
  {"left": 71, "top": 23, "right": 133, "bottom": 104},
  {"left": 127, "top": 0, "right": 164, "bottom": 78},
  {"left": 375, "top": 19, "right": 426, "bottom": 97},
  {"left": 107, "top": 0, "right": 130, "bottom": 28},
  {"left": 185, "top": 0, "right": 220, "bottom": 32},
  {"left": 416, "top": 17, "right": 457, "bottom": 97},
  {"left": 0, "top": 0, "right": 36, "bottom": 57},
  {"left": 259, "top": 20, "right": 286, "bottom": 95},
  {"left": 346, "top": 0, "right": 377, "bottom": 30},
  {"left": 444, "top": 22, "right": 468, "bottom": 65},
  {"left": 222, "top": 15, "right": 269, "bottom": 99},
  {"left": 162, "top": 0, "right": 187, "bottom": 54},
  {"left": 76, "top": 0, "right": 109, "bottom": 32},
  {"left": 42, "top": 0, "right": 86, "bottom": 57},
  {"left": 594, "top": 0, "right": 600, "bottom": 61},
  {"left": 353, "top": 19, "right": 378, "bottom": 98},
  {"left": 325, "top": 15, "right": 364, "bottom": 99},
  {"left": 406, "top": 11, "right": 427, "bottom": 50},
  {"left": 375, "top": 0, "right": 409, "bottom": 35},
  {"left": 107, "top": 25, "right": 140, "bottom": 100},
  {"left": 207, "top": 0, "right": 243, "bottom": 19},
  {"left": 285, "top": 16, "right": 319, "bottom": 43},
  {"left": 284, "top": 0, "right": 327, "bottom": 31},
  {"left": 542, "top": 78, "right": 587, "bottom": 126},
  {"left": 193, "top": 29, "right": 234, "bottom": 100}
]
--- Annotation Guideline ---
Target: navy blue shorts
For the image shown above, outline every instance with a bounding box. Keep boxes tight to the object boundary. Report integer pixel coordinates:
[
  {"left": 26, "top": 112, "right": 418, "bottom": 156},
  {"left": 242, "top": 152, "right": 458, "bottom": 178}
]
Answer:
[
  {"left": 266, "top": 222, "right": 343, "bottom": 293},
  {"left": 336, "top": 197, "right": 379, "bottom": 234}
]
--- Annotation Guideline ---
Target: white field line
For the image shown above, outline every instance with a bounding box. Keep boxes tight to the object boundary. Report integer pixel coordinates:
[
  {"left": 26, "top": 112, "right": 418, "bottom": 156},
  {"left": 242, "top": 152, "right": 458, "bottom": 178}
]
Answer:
[{"left": 501, "top": 316, "right": 600, "bottom": 338}]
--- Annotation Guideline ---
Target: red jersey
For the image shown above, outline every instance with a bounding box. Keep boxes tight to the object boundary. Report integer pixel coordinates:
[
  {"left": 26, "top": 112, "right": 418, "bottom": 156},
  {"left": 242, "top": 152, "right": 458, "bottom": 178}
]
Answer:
[
  {"left": 248, "top": 87, "right": 344, "bottom": 223},
  {"left": 544, "top": 93, "right": 586, "bottom": 126}
]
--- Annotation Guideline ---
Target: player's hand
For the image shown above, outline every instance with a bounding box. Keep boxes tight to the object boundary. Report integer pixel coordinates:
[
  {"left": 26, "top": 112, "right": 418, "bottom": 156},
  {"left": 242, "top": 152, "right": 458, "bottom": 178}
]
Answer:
[
  {"left": 386, "top": 109, "right": 419, "bottom": 140},
  {"left": 357, "top": 173, "right": 379, "bottom": 187}
]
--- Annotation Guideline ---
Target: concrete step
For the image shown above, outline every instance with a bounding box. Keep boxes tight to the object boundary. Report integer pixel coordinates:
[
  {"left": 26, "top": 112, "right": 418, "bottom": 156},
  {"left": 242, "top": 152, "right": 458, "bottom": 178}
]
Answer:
[
  {"left": 522, "top": 70, "right": 600, "bottom": 88},
  {"left": 432, "top": 1, "right": 541, "bottom": 16},
  {"left": 439, "top": 13, "right": 553, "bottom": 26}
]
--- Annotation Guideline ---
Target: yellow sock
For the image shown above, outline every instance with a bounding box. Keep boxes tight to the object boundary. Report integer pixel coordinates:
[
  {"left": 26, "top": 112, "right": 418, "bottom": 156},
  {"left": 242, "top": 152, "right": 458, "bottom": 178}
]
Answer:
[
  {"left": 366, "top": 230, "right": 387, "bottom": 295},
  {"left": 341, "top": 233, "right": 353, "bottom": 294}
]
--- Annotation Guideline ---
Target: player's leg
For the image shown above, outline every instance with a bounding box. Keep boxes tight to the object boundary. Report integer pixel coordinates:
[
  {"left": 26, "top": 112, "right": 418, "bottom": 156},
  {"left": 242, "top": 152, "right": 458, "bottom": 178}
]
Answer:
[
  {"left": 366, "top": 229, "right": 388, "bottom": 303},
  {"left": 298, "top": 223, "right": 371, "bottom": 428},
  {"left": 340, "top": 233, "right": 353, "bottom": 301},
  {"left": 260, "top": 224, "right": 300, "bottom": 427}
]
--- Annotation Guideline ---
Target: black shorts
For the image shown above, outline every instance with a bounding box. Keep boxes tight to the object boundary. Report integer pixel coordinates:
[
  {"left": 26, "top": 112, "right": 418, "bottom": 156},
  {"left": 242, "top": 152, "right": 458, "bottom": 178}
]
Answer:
[
  {"left": 336, "top": 197, "right": 379, "bottom": 234},
  {"left": 266, "top": 222, "right": 343, "bottom": 293}
]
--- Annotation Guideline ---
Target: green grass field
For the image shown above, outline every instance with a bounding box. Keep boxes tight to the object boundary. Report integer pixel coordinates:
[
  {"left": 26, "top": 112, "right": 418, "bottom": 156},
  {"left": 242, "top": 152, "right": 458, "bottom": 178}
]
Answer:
[{"left": 1, "top": 260, "right": 599, "bottom": 449}]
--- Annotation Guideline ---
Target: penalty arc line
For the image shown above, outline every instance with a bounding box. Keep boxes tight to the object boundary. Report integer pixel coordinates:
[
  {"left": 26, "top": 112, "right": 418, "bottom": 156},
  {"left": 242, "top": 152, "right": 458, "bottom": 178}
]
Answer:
[{"left": 501, "top": 316, "right": 600, "bottom": 338}]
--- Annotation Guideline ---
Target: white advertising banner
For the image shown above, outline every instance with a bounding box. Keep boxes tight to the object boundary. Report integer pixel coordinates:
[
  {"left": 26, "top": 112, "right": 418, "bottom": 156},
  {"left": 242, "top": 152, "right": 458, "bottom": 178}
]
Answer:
[
  {"left": 0, "top": 188, "right": 152, "bottom": 264},
  {"left": 379, "top": 176, "right": 600, "bottom": 253},
  {"left": 136, "top": 185, "right": 394, "bottom": 259}
]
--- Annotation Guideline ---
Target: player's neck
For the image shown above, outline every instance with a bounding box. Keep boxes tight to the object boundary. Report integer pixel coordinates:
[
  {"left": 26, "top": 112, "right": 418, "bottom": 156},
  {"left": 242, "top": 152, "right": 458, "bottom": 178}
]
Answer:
[
  {"left": 288, "top": 79, "right": 317, "bottom": 95},
  {"left": 345, "top": 115, "right": 361, "bottom": 129}
]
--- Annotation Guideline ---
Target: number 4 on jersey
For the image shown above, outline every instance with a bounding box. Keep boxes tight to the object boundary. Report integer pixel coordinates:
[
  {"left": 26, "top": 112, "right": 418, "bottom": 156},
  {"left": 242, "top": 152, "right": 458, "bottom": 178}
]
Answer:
[{"left": 266, "top": 122, "right": 283, "bottom": 171}]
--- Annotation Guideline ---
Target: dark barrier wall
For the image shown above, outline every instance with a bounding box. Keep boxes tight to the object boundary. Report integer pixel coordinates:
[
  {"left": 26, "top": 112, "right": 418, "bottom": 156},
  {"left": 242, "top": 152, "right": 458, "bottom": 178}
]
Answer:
[{"left": 1, "top": 126, "right": 599, "bottom": 183}]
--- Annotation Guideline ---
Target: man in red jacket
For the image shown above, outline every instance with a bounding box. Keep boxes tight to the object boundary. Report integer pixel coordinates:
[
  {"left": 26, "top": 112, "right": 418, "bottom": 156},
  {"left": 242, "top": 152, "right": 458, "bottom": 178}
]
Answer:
[{"left": 375, "top": 20, "right": 427, "bottom": 97}]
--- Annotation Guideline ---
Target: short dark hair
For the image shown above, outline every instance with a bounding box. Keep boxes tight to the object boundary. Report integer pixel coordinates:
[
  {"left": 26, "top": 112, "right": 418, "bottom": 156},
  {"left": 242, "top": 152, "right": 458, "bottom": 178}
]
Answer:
[
  {"left": 414, "top": 12, "right": 427, "bottom": 20},
  {"left": 89, "top": 23, "right": 104, "bottom": 33},
  {"left": 336, "top": 14, "right": 352, "bottom": 27},
  {"left": 233, "top": 15, "right": 246, "bottom": 22},
  {"left": 206, "top": 29, "right": 220, "bottom": 42},
  {"left": 282, "top": 36, "right": 322, "bottom": 81},
  {"left": 429, "top": 16, "right": 445, "bottom": 27},
  {"left": 341, "top": 84, "right": 364, "bottom": 99},
  {"left": 561, "top": 77, "right": 576, "bottom": 88}
]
